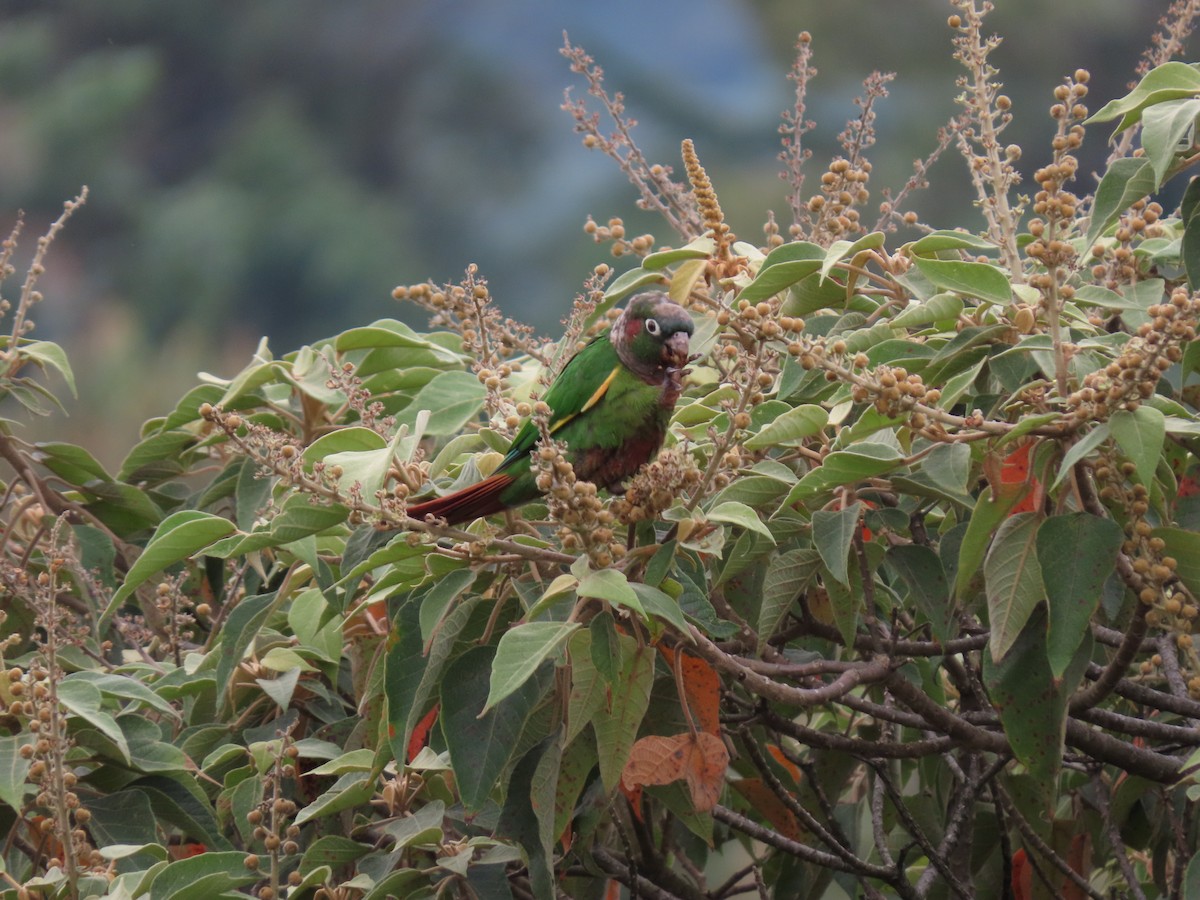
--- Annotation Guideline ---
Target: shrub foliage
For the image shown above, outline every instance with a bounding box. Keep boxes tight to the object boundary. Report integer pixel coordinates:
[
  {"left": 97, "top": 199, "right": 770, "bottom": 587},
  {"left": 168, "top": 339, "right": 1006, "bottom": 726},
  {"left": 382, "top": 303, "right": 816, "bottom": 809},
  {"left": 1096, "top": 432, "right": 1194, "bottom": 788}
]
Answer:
[{"left": 7, "top": 4, "right": 1200, "bottom": 899}]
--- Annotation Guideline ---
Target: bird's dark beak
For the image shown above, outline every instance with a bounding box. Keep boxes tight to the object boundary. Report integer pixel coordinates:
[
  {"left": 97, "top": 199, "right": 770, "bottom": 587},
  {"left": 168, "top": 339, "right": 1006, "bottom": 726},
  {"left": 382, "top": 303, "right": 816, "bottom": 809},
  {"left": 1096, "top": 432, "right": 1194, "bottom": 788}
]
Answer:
[{"left": 663, "top": 330, "right": 690, "bottom": 369}]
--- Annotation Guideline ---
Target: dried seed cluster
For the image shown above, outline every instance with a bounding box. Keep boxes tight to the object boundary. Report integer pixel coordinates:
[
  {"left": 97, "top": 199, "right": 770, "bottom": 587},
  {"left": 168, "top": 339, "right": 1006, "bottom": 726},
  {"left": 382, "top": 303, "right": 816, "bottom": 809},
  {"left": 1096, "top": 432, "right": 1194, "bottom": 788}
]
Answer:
[
  {"left": 1089, "top": 199, "right": 1165, "bottom": 292},
  {"left": 612, "top": 447, "right": 703, "bottom": 524},
  {"left": 530, "top": 412, "right": 624, "bottom": 568},
  {"left": 1065, "top": 288, "right": 1200, "bottom": 423}
]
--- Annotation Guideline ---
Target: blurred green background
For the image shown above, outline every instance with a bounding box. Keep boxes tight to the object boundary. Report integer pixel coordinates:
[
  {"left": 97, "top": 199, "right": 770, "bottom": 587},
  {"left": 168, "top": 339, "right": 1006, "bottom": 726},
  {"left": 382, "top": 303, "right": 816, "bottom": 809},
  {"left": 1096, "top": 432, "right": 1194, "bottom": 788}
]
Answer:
[{"left": 0, "top": 0, "right": 1165, "bottom": 463}]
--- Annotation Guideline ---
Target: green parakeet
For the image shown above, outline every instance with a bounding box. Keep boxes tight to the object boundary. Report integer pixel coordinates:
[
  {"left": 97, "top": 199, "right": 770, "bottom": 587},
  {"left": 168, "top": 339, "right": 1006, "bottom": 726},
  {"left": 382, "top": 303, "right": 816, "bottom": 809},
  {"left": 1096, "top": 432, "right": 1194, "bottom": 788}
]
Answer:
[{"left": 407, "top": 291, "right": 694, "bottom": 524}]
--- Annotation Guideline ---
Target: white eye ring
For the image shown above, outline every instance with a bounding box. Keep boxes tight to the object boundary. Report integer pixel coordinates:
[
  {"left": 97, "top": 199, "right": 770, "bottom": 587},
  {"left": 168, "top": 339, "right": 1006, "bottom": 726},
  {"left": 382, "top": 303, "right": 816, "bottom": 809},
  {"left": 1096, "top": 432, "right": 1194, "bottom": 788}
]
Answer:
[{"left": 644, "top": 318, "right": 661, "bottom": 336}]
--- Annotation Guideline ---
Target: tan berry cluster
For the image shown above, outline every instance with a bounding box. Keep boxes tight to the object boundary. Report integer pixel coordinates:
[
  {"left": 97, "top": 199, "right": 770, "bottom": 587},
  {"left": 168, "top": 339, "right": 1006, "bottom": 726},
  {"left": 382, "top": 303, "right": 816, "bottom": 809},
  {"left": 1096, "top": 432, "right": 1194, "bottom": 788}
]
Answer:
[
  {"left": 244, "top": 738, "right": 304, "bottom": 898},
  {"left": 9, "top": 658, "right": 104, "bottom": 879},
  {"left": 612, "top": 447, "right": 703, "bottom": 524},
  {"left": 392, "top": 266, "right": 540, "bottom": 365},
  {"left": 804, "top": 156, "right": 872, "bottom": 239},
  {"left": 325, "top": 360, "right": 393, "bottom": 436},
  {"left": 583, "top": 215, "right": 655, "bottom": 258},
  {"left": 152, "top": 574, "right": 198, "bottom": 662},
  {"left": 200, "top": 403, "right": 426, "bottom": 529},
  {"left": 1065, "top": 289, "right": 1200, "bottom": 423},
  {"left": 848, "top": 359, "right": 941, "bottom": 426},
  {"left": 530, "top": 412, "right": 624, "bottom": 568},
  {"left": 1089, "top": 199, "right": 1165, "bottom": 292}
]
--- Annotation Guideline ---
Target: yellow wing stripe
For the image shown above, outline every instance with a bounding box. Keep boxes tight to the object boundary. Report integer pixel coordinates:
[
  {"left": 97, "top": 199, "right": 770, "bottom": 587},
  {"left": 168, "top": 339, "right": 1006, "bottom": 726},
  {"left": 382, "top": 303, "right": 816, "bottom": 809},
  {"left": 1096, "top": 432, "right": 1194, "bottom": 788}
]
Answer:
[{"left": 549, "top": 365, "right": 620, "bottom": 435}]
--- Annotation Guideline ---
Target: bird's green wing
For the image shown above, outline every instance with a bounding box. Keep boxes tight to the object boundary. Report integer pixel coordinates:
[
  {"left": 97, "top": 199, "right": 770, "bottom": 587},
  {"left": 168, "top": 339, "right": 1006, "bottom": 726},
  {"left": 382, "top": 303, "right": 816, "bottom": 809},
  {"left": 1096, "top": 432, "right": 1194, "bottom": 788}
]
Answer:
[{"left": 499, "top": 335, "right": 622, "bottom": 470}]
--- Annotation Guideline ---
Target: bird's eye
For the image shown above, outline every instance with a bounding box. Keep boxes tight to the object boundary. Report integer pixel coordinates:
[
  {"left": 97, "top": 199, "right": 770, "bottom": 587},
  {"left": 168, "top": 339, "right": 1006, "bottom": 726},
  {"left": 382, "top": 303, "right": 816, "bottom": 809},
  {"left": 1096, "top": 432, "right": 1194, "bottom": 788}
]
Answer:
[{"left": 644, "top": 318, "right": 661, "bottom": 336}]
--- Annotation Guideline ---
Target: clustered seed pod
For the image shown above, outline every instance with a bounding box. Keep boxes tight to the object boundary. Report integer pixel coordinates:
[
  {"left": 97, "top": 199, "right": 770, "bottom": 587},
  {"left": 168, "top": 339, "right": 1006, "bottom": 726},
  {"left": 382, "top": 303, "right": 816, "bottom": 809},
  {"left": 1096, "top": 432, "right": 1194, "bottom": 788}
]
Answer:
[
  {"left": 1067, "top": 288, "right": 1200, "bottom": 424},
  {"left": 531, "top": 433, "right": 625, "bottom": 568},
  {"left": 612, "top": 448, "right": 703, "bottom": 525}
]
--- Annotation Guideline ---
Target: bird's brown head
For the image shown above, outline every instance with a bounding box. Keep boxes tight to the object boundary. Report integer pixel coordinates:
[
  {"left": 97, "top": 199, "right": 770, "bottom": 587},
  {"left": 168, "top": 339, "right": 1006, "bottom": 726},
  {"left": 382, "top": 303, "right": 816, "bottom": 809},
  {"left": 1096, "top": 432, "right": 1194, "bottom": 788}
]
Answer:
[{"left": 611, "top": 292, "right": 695, "bottom": 382}]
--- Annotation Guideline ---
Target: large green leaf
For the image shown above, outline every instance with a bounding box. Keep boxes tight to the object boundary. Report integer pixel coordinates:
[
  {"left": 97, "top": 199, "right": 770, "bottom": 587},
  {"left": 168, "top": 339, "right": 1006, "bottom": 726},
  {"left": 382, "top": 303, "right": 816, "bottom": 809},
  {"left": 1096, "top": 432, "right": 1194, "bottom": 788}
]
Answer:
[
  {"left": 758, "top": 548, "right": 821, "bottom": 640},
  {"left": 441, "top": 645, "right": 556, "bottom": 810},
  {"left": 99, "top": 511, "right": 235, "bottom": 627},
  {"left": 737, "top": 241, "right": 825, "bottom": 302},
  {"left": 812, "top": 503, "right": 860, "bottom": 587},
  {"left": 395, "top": 369, "right": 486, "bottom": 435},
  {"left": 0, "top": 734, "right": 33, "bottom": 812},
  {"left": 592, "top": 633, "right": 655, "bottom": 792},
  {"left": 1141, "top": 97, "right": 1200, "bottom": 187},
  {"left": 743, "top": 404, "right": 827, "bottom": 450},
  {"left": 204, "top": 494, "right": 348, "bottom": 558},
  {"left": 1086, "top": 60, "right": 1200, "bottom": 130},
  {"left": 142, "top": 850, "right": 261, "bottom": 900},
  {"left": 1038, "top": 513, "right": 1124, "bottom": 679},
  {"left": 885, "top": 544, "right": 953, "bottom": 643},
  {"left": 983, "top": 607, "right": 1091, "bottom": 804},
  {"left": 1084, "top": 158, "right": 1157, "bottom": 248},
  {"left": 1109, "top": 405, "right": 1165, "bottom": 486},
  {"left": 911, "top": 257, "right": 1011, "bottom": 306},
  {"left": 985, "top": 512, "right": 1044, "bottom": 663},
  {"left": 484, "top": 621, "right": 579, "bottom": 713}
]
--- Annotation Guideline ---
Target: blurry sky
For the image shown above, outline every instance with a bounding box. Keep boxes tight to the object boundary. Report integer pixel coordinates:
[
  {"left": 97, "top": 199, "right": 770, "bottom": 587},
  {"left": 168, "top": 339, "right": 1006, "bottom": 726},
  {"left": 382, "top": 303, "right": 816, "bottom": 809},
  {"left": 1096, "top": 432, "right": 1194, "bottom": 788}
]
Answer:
[{"left": 0, "top": 0, "right": 1174, "bottom": 460}]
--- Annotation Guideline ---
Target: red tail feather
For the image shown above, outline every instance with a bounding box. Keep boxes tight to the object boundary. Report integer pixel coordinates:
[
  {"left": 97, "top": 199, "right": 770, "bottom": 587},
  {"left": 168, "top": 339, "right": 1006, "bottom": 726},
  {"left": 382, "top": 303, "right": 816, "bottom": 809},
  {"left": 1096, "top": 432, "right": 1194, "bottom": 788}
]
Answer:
[{"left": 406, "top": 473, "right": 515, "bottom": 525}]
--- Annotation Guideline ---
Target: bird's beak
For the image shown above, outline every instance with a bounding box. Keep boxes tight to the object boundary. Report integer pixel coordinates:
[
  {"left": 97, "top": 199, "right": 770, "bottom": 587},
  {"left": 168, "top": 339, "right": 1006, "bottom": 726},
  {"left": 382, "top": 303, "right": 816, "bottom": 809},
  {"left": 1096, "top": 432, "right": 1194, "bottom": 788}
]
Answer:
[{"left": 663, "top": 330, "right": 690, "bottom": 369}]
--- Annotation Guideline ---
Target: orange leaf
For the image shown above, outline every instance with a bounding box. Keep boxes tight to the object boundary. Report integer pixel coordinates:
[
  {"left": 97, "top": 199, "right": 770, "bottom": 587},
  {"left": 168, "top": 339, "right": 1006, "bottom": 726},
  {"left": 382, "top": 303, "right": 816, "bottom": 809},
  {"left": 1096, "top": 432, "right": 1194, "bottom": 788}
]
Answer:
[
  {"left": 731, "top": 778, "right": 803, "bottom": 841},
  {"left": 1180, "top": 475, "right": 1200, "bottom": 497},
  {"left": 408, "top": 704, "right": 439, "bottom": 763},
  {"left": 766, "top": 743, "right": 802, "bottom": 785},
  {"left": 621, "top": 732, "right": 728, "bottom": 812},
  {"left": 995, "top": 441, "right": 1043, "bottom": 515},
  {"left": 619, "top": 780, "right": 644, "bottom": 820},
  {"left": 1011, "top": 848, "right": 1032, "bottom": 900},
  {"left": 658, "top": 646, "right": 721, "bottom": 735}
]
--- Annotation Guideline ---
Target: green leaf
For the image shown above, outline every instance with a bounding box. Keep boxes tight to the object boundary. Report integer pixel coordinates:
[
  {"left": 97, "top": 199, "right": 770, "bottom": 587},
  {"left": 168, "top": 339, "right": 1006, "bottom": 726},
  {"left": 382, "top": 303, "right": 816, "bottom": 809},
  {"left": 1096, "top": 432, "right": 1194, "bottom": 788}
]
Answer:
[
  {"left": 1084, "top": 158, "right": 1157, "bottom": 248},
  {"left": 911, "top": 257, "right": 1012, "bottom": 306},
  {"left": 31, "top": 441, "right": 113, "bottom": 484},
  {"left": 17, "top": 339, "right": 76, "bottom": 396},
  {"left": 1109, "top": 405, "right": 1165, "bottom": 486},
  {"left": 142, "top": 851, "right": 261, "bottom": 900},
  {"left": 215, "top": 592, "right": 280, "bottom": 712},
  {"left": 566, "top": 630, "right": 607, "bottom": 744},
  {"left": 1051, "top": 423, "right": 1112, "bottom": 489},
  {"left": 603, "top": 267, "right": 665, "bottom": 302},
  {"left": 1182, "top": 176, "right": 1200, "bottom": 290},
  {"left": 294, "top": 772, "right": 375, "bottom": 826},
  {"left": 812, "top": 503, "right": 860, "bottom": 586},
  {"left": 890, "top": 291, "right": 964, "bottom": 328},
  {"left": 497, "top": 735, "right": 561, "bottom": 900},
  {"left": 1141, "top": 97, "right": 1200, "bottom": 186},
  {"left": 708, "top": 501, "right": 775, "bottom": 544},
  {"left": 205, "top": 494, "right": 348, "bottom": 558},
  {"left": 577, "top": 568, "right": 644, "bottom": 616},
  {"left": 743, "top": 404, "right": 827, "bottom": 450},
  {"left": 819, "top": 232, "right": 885, "bottom": 282},
  {"left": 0, "top": 734, "right": 33, "bottom": 812},
  {"left": 983, "top": 607, "right": 1090, "bottom": 804},
  {"left": 628, "top": 582, "right": 690, "bottom": 634},
  {"left": 63, "top": 671, "right": 180, "bottom": 721},
  {"left": 908, "top": 230, "right": 997, "bottom": 255},
  {"left": 100, "top": 511, "right": 236, "bottom": 628},
  {"left": 783, "top": 442, "right": 905, "bottom": 502},
  {"left": 592, "top": 634, "right": 655, "bottom": 792},
  {"left": 641, "top": 236, "right": 715, "bottom": 270},
  {"left": 441, "top": 645, "right": 556, "bottom": 810},
  {"left": 738, "top": 241, "right": 825, "bottom": 303},
  {"left": 1086, "top": 61, "right": 1200, "bottom": 128},
  {"left": 822, "top": 560, "right": 862, "bottom": 649},
  {"left": 418, "top": 567, "right": 477, "bottom": 644},
  {"left": 1038, "top": 513, "right": 1124, "bottom": 679},
  {"left": 758, "top": 549, "right": 821, "bottom": 640},
  {"left": 885, "top": 544, "right": 953, "bottom": 643},
  {"left": 985, "top": 512, "right": 1044, "bottom": 663},
  {"left": 394, "top": 369, "right": 485, "bottom": 436},
  {"left": 484, "top": 622, "right": 579, "bottom": 713},
  {"left": 57, "top": 680, "right": 130, "bottom": 764},
  {"left": 1153, "top": 527, "right": 1200, "bottom": 598}
]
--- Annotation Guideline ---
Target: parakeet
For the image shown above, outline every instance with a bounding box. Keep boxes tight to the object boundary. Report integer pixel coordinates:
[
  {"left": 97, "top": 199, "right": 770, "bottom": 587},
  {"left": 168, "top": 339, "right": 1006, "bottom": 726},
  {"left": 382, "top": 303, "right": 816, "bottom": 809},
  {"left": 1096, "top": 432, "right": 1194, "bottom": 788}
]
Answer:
[{"left": 407, "top": 291, "right": 694, "bottom": 525}]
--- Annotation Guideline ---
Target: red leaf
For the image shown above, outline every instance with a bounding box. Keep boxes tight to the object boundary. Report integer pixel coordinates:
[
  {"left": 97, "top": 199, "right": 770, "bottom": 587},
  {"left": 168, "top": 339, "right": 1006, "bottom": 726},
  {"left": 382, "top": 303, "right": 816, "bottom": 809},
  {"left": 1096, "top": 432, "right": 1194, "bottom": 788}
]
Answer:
[
  {"left": 994, "top": 441, "right": 1043, "bottom": 515},
  {"left": 765, "top": 743, "right": 802, "bottom": 785},
  {"left": 731, "top": 778, "right": 803, "bottom": 840},
  {"left": 407, "top": 704, "right": 439, "bottom": 763},
  {"left": 1011, "top": 848, "right": 1032, "bottom": 900},
  {"left": 620, "top": 732, "right": 728, "bottom": 812},
  {"left": 658, "top": 646, "right": 721, "bottom": 735}
]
